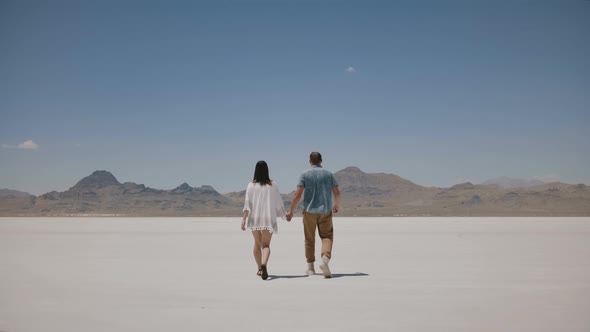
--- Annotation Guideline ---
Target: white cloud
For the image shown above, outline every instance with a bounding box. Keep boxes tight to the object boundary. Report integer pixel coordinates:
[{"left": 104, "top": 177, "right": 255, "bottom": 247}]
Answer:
[
  {"left": 345, "top": 66, "right": 356, "bottom": 73},
  {"left": 1, "top": 140, "right": 40, "bottom": 149},
  {"left": 4, "top": 140, "right": 41, "bottom": 150},
  {"left": 18, "top": 140, "right": 40, "bottom": 150}
]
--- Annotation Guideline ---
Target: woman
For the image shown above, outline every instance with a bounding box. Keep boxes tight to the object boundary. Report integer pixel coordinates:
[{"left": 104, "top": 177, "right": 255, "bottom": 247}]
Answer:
[{"left": 241, "top": 160, "right": 287, "bottom": 280}]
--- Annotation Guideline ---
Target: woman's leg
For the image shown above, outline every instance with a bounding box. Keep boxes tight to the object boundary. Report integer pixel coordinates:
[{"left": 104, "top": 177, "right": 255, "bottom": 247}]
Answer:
[
  {"left": 251, "top": 231, "right": 262, "bottom": 272},
  {"left": 261, "top": 230, "right": 273, "bottom": 266},
  {"left": 260, "top": 230, "right": 273, "bottom": 280}
]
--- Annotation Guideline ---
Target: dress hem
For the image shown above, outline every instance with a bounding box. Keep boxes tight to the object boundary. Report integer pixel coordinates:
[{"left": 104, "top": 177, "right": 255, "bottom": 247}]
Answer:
[{"left": 247, "top": 226, "right": 276, "bottom": 233}]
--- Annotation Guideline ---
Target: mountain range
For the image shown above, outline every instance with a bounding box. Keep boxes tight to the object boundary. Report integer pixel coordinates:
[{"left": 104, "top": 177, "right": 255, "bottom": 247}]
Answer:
[
  {"left": 1, "top": 168, "right": 589, "bottom": 216},
  {"left": 481, "top": 176, "right": 546, "bottom": 188}
]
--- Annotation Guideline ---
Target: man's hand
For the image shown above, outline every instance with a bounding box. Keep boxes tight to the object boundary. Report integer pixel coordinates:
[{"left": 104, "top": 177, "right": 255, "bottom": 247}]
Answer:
[
  {"left": 332, "top": 186, "right": 341, "bottom": 214},
  {"left": 287, "top": 187, "right": 303, "bottom": 223},
  {"left": 332, "top": 204, "right": 339, "bottom": 213}
]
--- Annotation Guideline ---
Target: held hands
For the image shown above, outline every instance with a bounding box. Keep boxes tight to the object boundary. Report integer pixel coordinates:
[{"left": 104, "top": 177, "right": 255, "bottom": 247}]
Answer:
[{"left": 243, "top": 207, "right": 339, "bottom": 227}]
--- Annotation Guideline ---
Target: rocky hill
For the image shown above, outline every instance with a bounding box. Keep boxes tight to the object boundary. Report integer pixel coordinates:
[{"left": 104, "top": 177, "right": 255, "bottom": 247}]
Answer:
[
  {"left": 332, "top": 168, "right": 590, "bottom": 216},
  {"left": 0, "top": 189, "right": 34, "bottom": 199},
  {"left": 482, "top": 176, "right": 545, "bottom": 188},
  {"left": 0, "top": 171, "right": 241, "bottom": 216},
  {"left": 1, "top": 168, "right": 589, "bottom": 216},
  {"left": 0, "top": 189, "right": 36, "bottom": 214},
  {"left": 333, "top": 166, "right": 436, "bottom": 209}
]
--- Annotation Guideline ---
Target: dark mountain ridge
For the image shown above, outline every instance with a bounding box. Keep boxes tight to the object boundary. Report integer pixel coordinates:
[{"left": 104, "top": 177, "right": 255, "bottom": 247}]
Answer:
[
  {"left": 71, "top": 170, "right": 121, "bottom": 190},
  {"left": 482, "top": 176, "right": 546, "bottom": 188},
  {"left": 1, "top": 168, "right": 589, "bottom": 216},
  {"left": 8, "top": 170, "right": 239, "bottom": 216},
  {"left": 0, "top": 189, "right": 33, "bottom": 199}
]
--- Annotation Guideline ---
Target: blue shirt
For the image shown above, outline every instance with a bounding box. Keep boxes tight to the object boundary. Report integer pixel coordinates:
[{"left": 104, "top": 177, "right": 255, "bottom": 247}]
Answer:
[{"left": 297, "top": 165, "right": 339, "bottom": 214}]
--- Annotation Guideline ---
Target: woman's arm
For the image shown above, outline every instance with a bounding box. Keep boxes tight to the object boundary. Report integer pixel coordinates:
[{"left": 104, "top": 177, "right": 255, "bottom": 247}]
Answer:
[
  {"left": 241, "top": 209, "right": 249, "bottom": 231},
  {"left": 242, "top": 184, "right": 250, "bottom": 231}
]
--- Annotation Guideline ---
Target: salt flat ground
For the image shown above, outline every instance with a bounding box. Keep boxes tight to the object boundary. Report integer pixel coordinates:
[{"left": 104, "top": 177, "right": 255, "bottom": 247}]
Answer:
[{"left": 0, "top": 217, "right": 589, "bottom": 332}]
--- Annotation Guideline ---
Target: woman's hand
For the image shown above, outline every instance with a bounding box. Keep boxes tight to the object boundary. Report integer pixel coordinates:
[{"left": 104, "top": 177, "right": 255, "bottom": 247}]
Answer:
[{"left": 241, "top": 219, "right": 246, "bottom": 231}]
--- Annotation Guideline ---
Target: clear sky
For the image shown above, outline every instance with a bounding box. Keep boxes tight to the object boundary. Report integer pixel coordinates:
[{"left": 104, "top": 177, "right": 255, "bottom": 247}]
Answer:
[{"left": 1, "top": 0, "right": 589, "bottom": 195}]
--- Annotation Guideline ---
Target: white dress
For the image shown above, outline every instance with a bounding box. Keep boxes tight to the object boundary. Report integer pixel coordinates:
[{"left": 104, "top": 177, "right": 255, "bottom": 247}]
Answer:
[{"left": 243, "top": 181, "right": 286, "bottom": 233}]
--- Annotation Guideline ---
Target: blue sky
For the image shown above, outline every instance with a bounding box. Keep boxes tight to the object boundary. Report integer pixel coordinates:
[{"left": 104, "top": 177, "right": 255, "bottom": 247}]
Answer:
[{"left": 1, "top": 0, "right": 589, "bottom": 195}]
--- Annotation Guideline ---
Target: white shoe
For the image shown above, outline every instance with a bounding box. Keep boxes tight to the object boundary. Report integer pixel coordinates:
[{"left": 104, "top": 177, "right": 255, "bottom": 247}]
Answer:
[
  {"left": 305, "top": 263, "right": 315, "bottom": 276},
  {"left": 319, "top": 256, "right": 332, "bottom": 278}
]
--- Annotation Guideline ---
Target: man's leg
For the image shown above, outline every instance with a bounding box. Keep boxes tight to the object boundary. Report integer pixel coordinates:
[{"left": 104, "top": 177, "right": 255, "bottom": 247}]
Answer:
[
  {"left": 317, "top": 212, "right": 334, "bottom": 260},
  {"left": 302, "top": 211, "right": 318, "bottom": 263},
  {"left": 317, "top": 212, "right": 334, "bottom": 278}
]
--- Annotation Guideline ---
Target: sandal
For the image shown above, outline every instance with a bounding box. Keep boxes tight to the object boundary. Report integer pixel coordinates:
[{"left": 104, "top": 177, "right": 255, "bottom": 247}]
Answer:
[
  {"left": 261, "top": 265, "right": 268, "bottom": 280},
  {"left": 257, "top": 268, "right": 263, "bottom": 276}
]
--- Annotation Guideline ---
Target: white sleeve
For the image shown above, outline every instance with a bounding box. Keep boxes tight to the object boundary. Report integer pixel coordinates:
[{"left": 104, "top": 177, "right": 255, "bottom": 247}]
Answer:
[{"left": 243, "top": 183, "right": 251, "bottom": 212}]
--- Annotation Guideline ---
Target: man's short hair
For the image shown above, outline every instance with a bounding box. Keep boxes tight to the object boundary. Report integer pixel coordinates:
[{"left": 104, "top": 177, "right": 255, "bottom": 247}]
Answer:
[{"left": 309, "top": 152, "right": 322, "bottom": 164}]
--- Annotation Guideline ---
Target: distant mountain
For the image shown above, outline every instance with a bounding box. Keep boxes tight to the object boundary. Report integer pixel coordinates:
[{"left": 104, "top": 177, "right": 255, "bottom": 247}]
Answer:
[
  {"left": 482, "top": 176, "right": 545, "bottom": 188},
  {"left": 332, "top": 168, "right": 589, "bottom": 216},
  {"left": 333, "top": 166, "right": 433, "bottom": 209},
  {"left": 170, "top": 182, "right": 219, "bottom": 195},
  {"left": 2, "top": 171, "right": 241, "bottom": 216},
  {"left": 0, "top": 189, "right": 36, "bottom": 214},
  {"left": 1, "top": 168, "right": 589, "bottom": 216},
  {"left": 170, "top": 182, "right": 192, "bottom": 194},
  {"left": 72, "top": 170, "right": 121, "bottom": 190},
  {"left": 335, "top": 166, "right": 424, "bottom": 195},
  {"left": 0, "top": 189, "right": 33, "bottom": 199}
]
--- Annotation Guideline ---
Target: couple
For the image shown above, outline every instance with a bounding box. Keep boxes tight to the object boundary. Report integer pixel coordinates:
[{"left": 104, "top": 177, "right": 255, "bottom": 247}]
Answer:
[{"left": 241, "top": 152, "right": 341, "bottom": 280}]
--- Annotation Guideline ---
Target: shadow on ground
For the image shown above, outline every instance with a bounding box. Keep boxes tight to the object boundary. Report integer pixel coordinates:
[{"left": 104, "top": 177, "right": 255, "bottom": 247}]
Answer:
[
  {"left": 331, "top": 272, "right": 369, "bottom": 278},
  {"left": 267, "top": 272, "right": 369, "bottom": 280},
  {"left": 267, "top": 275, "right": 308, "bottom": 281}
]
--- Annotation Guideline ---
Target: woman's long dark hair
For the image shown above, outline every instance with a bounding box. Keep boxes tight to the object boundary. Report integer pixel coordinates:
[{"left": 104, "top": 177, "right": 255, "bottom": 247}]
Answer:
[{"left": 253, "top": 160, "right": 272, "bottom": 185}]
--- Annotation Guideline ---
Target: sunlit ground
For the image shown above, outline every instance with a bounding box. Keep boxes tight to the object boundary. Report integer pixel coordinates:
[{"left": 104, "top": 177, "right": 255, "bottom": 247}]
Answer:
[{"left": 1, "top": 217, "right": 589, "bottom": 332}]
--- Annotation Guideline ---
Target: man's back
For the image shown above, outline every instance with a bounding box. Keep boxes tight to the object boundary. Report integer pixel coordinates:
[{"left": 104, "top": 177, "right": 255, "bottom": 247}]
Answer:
[{"left": 298, "top": 165, "right": 338, "bottom": 214}]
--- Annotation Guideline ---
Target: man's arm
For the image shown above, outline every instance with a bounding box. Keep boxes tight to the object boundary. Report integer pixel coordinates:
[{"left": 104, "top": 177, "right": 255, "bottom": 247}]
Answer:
[
  {"left": 332, "top": 186, "right": 341, "bottom": 213},
  {"left": 286, "top": 186, "right": 304, "bottom": 221}
]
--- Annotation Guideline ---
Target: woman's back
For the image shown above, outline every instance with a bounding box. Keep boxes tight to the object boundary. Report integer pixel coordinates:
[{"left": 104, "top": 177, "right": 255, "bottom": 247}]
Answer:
[{"left": 244, "top": 182, "right": 285, "bottom": 233}]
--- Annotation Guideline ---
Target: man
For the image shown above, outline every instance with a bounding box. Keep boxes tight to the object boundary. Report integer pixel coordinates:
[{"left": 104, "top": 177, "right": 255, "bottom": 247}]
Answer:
[{"left": 286, "top": 152, "right": 341, "bottom": 278}]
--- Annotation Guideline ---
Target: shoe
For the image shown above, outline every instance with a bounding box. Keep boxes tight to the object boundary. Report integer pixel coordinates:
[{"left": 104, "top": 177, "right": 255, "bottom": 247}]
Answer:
[
  {"left": 305, "top": 263, "right": 315, "bottom": 276},
  {"left": 319, "top": 256, "right": 332, "bottom": 278},
  {"left": 261, "top": 265, "right": 268, "bottom": 280}
]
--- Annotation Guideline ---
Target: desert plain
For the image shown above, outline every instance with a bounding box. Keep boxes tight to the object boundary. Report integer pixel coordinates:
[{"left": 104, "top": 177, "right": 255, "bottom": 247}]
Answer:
[{"left": 1, "top": 217, "right": 589, "bottom": 332}]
